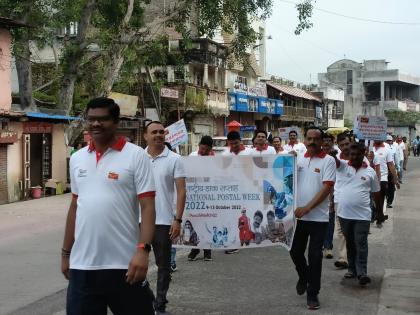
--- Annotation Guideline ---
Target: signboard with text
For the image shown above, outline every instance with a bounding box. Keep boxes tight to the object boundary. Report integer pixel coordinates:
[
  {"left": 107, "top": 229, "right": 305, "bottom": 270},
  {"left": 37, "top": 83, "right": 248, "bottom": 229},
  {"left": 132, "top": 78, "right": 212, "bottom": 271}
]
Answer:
[
  {"left": 174, "top": 155, "right": 296, "bottom": 251},
  {"left": 354, "top": 115, "right": 387, "bottom": 141},
  {"left": 165, "top": 119, "right": 188, "bottom": 148},
  {"left": 23, "top": 122, "right": 53, "bottom": 134},
  {"left": 0, "top": 130, "right": 18, "bottom": 144},
  {"left": 160, "top": 88, "right": 179, "bottom": 99}
]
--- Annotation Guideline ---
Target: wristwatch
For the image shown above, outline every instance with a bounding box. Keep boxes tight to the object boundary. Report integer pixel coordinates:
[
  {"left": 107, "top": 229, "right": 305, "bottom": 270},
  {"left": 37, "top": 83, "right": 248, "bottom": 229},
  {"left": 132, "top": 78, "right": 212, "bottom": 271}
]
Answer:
[
  {"left": 137, "top": 243, "right": 152, "bottom": 253},
  {"left": 174, "top": 216, "right": 182, "bottom": 224}
]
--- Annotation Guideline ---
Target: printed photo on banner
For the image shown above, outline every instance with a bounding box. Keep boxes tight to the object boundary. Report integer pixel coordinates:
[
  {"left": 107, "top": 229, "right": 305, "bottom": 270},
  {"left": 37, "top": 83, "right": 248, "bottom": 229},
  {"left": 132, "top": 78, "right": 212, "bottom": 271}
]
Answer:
[
  {"left": 278, "top": 126, "right": 301, "bottom": 141},
  {"left": 173, "top": 155, "right": 296, "bottom": 251}
]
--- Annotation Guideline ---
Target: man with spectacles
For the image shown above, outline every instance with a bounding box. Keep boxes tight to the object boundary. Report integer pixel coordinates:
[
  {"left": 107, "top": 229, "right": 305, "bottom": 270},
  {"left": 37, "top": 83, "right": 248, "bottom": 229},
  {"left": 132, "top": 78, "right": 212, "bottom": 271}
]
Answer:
[{"left": 63, "top": 97, "right": 156, "bottom": 315}]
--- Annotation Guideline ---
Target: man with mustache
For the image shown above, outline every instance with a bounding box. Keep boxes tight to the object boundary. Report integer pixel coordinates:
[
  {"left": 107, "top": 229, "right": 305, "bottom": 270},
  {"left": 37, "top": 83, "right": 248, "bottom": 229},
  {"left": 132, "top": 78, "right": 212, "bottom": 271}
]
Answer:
[
  {"left": 63, "top": 97, "right": 156, "bottom": 314},
  {"left": 290, "top": 126, "right": 336, "bottom": 310}
]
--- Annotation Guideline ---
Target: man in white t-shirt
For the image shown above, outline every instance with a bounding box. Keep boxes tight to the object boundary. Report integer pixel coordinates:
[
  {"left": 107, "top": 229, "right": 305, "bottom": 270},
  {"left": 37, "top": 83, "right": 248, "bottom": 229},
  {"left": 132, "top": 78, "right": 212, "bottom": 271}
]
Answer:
[
  {"left": 283, "top": 130, "right": 307, "bottom": 158},
  {"left": 372, "top": 140, "right": 399, "bottom": 228},
  {"left": 222, "top": 131, "right": 253, "bottom": 156},
  {"left": 251, "top": 130, "right": 276, "bottom": 155},
  {"left": 386, "top": 135, "right": 399, "bottom": 209},
  {"left": 188, "top": 136, "right": 214, "bottom": 261},
  {"left": 143, "top": 121, "right": 186, "bottom": 313},
  {"left": 290, "top": 127, "right": 336, "bottom": 310},
  {"left": 396, "top": 135, "right": 406, "bottom": 183},
  {"left": 222, "top": 131, "right": 252, "bottom": 254},
  {"left": 272, "top": 136, "right": 287, "bottom": 154},
  {"left": 337, "top": 143, "right": 381, "bottom": 286},
  {"left": 63, "top": 98, "right": 156, "bottom": 314}
]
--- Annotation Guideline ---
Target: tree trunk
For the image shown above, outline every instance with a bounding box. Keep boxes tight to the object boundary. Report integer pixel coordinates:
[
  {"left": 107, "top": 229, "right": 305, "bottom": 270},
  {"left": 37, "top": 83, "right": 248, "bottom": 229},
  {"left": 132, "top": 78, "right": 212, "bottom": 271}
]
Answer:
[
  {"left": 58, "top": 0, "right": 96, "bottom": 115},
  {"left": 14, "top": 31, "right": 36, "bottom": 111}
]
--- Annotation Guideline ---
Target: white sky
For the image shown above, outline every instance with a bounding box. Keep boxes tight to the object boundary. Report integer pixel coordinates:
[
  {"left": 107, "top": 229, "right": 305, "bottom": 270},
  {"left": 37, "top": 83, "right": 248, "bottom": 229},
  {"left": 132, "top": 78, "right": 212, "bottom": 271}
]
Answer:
[{"left": 266, "top": 0, "right": 420, "bottom": 84}]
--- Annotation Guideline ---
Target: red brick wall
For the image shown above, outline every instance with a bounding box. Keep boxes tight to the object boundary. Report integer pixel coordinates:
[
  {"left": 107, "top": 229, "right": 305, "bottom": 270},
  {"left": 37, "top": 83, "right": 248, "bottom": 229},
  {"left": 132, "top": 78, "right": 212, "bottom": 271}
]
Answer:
[{"left": 0, "top": 145, "right": 7, "bottom": 204}]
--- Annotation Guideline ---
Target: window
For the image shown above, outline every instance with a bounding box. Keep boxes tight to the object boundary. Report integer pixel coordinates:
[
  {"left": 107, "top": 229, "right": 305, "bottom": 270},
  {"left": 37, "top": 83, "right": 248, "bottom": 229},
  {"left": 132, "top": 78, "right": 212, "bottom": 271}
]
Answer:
[
  {"left": 347, "top": 85, "right": 353, "bottom": 95},
  {"left": 57, "top": 22, "right": 78, "bottom": 37},
  {"left": 347, "top": 70, "right": 353, "bottom": 84}
]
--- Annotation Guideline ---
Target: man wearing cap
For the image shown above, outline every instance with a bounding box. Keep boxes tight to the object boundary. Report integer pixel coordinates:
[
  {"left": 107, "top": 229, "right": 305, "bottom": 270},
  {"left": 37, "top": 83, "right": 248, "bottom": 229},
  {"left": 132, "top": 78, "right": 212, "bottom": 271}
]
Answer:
[
  {"left": 63, "top": 98, "right": 156, "bottom": 314},
  {"left": 251, "top": 130, "right": 276, "bottom": 155},
  {"left": 143, "top": 121, "right": 186, "bottom": 314},
  {"left": 284, "top": 130, "right": 307, "bottom": 158},
  {"left": 290, "top": 126, "right": 336, "bottom": 310}
]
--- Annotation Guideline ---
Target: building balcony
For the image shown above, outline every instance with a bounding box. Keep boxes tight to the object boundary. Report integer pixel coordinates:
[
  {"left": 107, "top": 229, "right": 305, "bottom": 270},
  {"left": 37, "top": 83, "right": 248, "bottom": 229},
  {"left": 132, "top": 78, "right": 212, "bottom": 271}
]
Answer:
[
  {"left": 383, "top": 100, "right": 420, "bottom": 112},
  {"left": 283, "top": 106, "right": 315, "bottom": 121}
]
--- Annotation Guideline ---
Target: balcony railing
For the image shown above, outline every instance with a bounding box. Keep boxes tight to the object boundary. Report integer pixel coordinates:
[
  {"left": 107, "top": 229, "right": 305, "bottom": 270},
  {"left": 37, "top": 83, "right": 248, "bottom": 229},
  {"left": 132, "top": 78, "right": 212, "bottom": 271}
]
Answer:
[{"left": 284, "top": 106, "right": 315, "bottom": 118}]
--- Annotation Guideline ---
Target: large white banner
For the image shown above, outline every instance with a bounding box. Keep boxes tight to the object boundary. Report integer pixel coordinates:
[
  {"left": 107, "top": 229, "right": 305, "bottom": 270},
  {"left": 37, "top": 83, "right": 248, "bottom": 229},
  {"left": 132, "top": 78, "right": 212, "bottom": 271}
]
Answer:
[{"left": 174, "top": 155, "right": 296, "bottom": 251}]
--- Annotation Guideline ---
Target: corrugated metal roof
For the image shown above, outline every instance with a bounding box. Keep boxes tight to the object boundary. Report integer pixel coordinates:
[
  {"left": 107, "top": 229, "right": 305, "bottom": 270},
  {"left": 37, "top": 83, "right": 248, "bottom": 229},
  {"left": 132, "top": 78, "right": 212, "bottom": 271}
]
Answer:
[
  {"left": 26, "top": 112, "right": 80, "bottom": 120},
  {"left": 0, "top": 109, "right": 25, "bottom": 117},
  {"left": 267, "top": 82, "right": 322, "bottom": 102}
]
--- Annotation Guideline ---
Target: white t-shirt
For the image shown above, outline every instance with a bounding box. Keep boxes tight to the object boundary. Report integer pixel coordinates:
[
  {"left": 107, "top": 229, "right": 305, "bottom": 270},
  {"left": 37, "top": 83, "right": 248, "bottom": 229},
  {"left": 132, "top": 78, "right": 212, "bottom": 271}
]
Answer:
[
  {"left": 70, "top": 139, "right": 156, "bottom": 270},
  {"left": 388, "top": 143, "right": 400, "bottom": 165},
  {"left": 337, "top": 161, "right": 380, "bottom": 221},
  {"left": 283, "top": 142, "right": 307, "bottom": 158},
  {"left": 396, "top": 142, "right": 405, "bottom": 162},
  {"left": 296, "top": 152, "right": 336, "bottom": 222},
  {"left": 334, "top": 153, "right": 369, "bottom": 200},
  {"left": 373, "top": 145, "right": 393, "bottom": 182},
  {"left": 251, "top": 145, "right": 276, "bottom": 155},
  {"left": 141, "top": 146, "right": 186, "bottom": 225},
  {"left": 222, "top": 145, "right": 252, "bottom": 156}
]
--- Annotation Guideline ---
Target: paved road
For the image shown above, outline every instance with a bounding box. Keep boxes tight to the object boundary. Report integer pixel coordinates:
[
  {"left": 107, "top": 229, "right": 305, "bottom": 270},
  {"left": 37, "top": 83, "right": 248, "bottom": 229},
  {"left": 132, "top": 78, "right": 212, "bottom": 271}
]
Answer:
[{"left": 2, "top": 158, "right": 420, "bottom": 315}]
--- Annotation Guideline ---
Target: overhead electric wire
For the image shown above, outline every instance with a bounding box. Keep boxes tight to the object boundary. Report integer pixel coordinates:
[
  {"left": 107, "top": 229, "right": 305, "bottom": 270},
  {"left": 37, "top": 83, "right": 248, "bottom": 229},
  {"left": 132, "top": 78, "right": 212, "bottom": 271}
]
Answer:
[{"left": 278, "top": 0, "right": 420, "bottom": 26}]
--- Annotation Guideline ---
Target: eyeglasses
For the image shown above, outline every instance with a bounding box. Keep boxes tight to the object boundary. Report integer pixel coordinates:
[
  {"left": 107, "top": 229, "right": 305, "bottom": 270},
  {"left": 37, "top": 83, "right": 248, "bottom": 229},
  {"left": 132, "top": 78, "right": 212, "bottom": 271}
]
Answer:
[{"left": 85, "top": 115, "right": 114, "bottom": 123}]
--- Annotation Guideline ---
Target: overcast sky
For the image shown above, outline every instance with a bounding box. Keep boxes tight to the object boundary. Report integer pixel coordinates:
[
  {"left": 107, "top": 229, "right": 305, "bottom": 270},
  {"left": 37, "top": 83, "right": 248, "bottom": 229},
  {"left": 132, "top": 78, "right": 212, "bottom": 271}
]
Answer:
[{"left": 265, "top": 0, "right": 420, "bottom": 84}]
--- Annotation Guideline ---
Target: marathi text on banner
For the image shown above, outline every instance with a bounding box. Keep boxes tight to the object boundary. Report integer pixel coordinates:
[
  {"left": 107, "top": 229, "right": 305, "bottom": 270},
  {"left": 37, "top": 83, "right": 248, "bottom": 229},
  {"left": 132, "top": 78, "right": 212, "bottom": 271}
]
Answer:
[
  {"left": 173, "top": 155, "right": 296, "bottom": 251},
  {"left": 354, "top": 115, "right": 387, "bottom": 141}
]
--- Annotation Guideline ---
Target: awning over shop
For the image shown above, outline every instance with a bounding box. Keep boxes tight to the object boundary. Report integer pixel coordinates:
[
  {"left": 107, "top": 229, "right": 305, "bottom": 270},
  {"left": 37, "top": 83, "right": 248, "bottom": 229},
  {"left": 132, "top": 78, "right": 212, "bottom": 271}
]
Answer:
[
  {"left": 267, "top": 82, "right": 321, "bottom": 102},
  {"left": 26, "top": 112, "right": 80, "bottom": 121}
]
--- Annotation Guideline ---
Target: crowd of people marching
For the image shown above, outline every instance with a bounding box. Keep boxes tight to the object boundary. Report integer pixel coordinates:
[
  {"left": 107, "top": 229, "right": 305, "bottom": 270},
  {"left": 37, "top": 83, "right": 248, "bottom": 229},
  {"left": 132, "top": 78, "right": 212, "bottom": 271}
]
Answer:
[{"left": 61, "top": 97, "right": 411, "bottom": 314}]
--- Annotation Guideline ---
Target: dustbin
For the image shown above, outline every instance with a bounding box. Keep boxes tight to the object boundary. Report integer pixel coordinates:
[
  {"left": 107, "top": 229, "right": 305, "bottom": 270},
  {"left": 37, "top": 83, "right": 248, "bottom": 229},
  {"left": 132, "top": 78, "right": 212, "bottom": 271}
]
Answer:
[{"left": 30, "top": 186, "right": 42, "bottom": 199}]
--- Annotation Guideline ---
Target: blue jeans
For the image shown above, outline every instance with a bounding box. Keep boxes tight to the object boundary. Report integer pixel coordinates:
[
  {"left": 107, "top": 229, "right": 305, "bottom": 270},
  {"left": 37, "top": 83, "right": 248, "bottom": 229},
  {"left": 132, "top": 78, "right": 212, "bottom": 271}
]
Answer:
[
  {"left": 170, "top": 247, "right": 176, "bottom": 266},
  {"left": 339, "top": 217, "right": 370, "bottom": 276},
  {"left": 323, "top": 211, "right": 335, "bottom": 250}
]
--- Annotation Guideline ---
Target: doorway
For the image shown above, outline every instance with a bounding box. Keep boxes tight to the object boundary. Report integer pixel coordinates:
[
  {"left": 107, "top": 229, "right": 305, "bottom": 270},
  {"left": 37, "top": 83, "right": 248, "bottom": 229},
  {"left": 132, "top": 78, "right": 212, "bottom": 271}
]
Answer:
[{"left": 28, "top": 133, "right": 52, "bottom": 187}]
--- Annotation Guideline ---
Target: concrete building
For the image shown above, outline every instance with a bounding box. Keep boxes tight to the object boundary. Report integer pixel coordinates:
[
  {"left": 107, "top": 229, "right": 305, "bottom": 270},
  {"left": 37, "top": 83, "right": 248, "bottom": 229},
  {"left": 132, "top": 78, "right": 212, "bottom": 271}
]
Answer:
[
  {"left": 312, "top": 86, "right": 345, "bottom": 128},
  {"left": 318, "top": 59, "right": 420, "bottom": 120}
]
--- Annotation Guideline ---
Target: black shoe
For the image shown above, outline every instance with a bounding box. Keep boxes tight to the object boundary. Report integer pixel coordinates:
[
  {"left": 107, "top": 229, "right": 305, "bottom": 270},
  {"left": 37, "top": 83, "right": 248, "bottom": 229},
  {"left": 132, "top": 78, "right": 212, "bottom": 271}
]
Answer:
[
  {"left": 296, "top": 279, "right": 307, "bottom": 295},
  {"left": 358, "top": 275, "right": 371, "bottom": 286},
  {"left": 334, "top": 261, "right": 349, "bottom": 269},
  {"left": 204, "top": 254, "right": 213, "bottom": 261},
  {"left": 307, "top": 295, "right": 320, "bottom": 310},
  {"left": 225, "top": 249, "right": 239, "bottom": 254},
  {"left": 170, "top": 264, "right": 177, "bottom": 272},
  {"left": 344, "top": 271, "right": 356, "bottom": 279},
  {"left": 188, "top": 252, "right": 198, "bottom": 261},
  {"left": 386, "top": 204, "right": 393, "bottom": 208}
]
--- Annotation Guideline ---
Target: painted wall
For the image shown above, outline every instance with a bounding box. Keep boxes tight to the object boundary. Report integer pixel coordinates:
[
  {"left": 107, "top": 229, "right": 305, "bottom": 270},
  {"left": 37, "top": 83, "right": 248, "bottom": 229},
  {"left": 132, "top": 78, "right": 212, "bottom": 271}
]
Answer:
[
  {"left": 0, "top": 28, "right": 12, "bottom": 110},
  {"left": 7, "top": 121, "right": 23, "bottom": 202},
  {"left": 51, "top": 123, "right": 68, "bottom": 184}
]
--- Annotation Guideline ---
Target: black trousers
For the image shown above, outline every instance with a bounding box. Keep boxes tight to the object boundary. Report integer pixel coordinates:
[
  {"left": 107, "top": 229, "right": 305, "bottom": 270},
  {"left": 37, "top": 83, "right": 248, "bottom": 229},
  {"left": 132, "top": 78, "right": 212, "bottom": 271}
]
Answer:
[
  {"left": 339, "top": 217, "right": 370, "bottom": 276},
  {"left": 290, "top": 220, "right": 328, "bottom": 297},
  {"left": 67, "top": 269, "right": 155, "bottom": 315},
  {"left": 151, "top": 225, "right": 172, "bottom": 309},
  {"left": 386, "top": 173, "right": 395, "bottom": 206}
]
